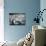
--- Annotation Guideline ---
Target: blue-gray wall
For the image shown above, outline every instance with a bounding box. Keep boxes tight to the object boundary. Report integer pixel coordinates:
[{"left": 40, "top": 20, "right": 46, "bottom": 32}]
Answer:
[
  {"left": 4, "top": 0, "right": 40, "bottom": 42},
  {"left": 40, "top": 0, "right": 46, "bottom": 27}
]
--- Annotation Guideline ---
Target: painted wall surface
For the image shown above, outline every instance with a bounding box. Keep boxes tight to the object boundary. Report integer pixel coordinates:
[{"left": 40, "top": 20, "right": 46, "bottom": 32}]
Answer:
[
  {"left": 40, "top": 0, "right": 46, "bottom": 27},
  {"left": 4, "top": 0, "right": 40, "bottom": 42},
  {"left": 0, "top": 0, "right": 4, "bottom": 42}
]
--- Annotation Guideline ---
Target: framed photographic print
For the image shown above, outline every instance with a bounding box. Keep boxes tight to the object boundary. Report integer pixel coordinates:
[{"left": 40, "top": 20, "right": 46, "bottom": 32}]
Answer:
[{"left": 9, "top": 13, "right": 26, "bottom": 25}]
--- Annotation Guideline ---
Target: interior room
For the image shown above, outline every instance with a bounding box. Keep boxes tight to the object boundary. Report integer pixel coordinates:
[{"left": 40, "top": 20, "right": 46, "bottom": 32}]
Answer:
[{"left": 0, "top": 0, "right": 46, "bottom": 46}]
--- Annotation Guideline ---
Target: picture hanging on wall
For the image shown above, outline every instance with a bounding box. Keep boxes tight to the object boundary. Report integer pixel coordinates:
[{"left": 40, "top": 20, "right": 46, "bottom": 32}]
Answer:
[{"left": 9, "top": 13, "right": 26, "bottom": 25}]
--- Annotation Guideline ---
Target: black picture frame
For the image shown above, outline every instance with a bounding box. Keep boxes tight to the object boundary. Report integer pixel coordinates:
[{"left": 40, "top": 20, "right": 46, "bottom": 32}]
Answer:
[{"left": 9, "top": 13, "right": 26, "bottom": 25}]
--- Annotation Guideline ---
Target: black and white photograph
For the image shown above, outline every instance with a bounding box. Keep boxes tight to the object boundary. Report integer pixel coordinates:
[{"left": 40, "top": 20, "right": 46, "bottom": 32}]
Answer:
[{"left": 9, "top": 13, "right": 26, "bottom": 25}]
